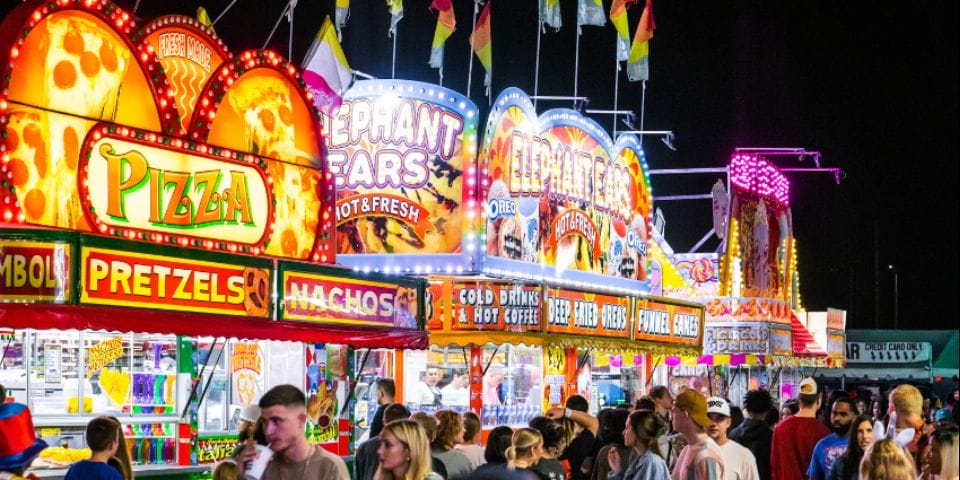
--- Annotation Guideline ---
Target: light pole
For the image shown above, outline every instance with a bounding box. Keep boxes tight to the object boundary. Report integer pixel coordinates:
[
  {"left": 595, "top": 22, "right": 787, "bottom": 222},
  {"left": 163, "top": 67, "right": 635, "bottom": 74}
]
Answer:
[{"left": 888, "top": 264, "right": 899, "bottom": 329}]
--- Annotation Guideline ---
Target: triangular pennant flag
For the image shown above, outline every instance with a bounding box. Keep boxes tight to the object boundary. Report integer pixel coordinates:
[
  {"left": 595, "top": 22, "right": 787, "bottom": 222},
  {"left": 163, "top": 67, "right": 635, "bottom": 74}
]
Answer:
[
  {"left": 627, "top": 0, "right": 655, "bottom": 81},
  {"left": 302, "top": 17, "right": 352, "bottom": 115},
  {"left": 471, "top": 1, "right": 493, "bottom": 90},
  {"left": 196, "top": 6, "right": 215, "bottom": 34},
  {"left": 429, "top": 0, "right": 456, "bottom": 69}
]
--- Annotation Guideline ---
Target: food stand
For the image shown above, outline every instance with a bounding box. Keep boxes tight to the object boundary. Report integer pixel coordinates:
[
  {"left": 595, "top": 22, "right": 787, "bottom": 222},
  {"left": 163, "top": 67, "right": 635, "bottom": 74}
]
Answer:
[{"left": 0, "top": 1, "right": 426, "bottom": 476}]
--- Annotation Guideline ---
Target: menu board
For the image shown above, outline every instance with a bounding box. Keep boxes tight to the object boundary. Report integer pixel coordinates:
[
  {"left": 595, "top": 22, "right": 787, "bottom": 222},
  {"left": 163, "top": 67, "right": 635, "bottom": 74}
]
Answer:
[
  {"left": 0, "top": 240, "right": 71, "bottom": 303},
  {"left": 448, "top": 282, "right": 541, "bottom": 332},
  {"left": 634, "top": 298, "right": 703, "bottom": 346},
  {"left": 544, "top": 288, "right": 630, "bottom": 339},
  {"left": 281, "top": 268, "right": 420, "bottom": 329}
]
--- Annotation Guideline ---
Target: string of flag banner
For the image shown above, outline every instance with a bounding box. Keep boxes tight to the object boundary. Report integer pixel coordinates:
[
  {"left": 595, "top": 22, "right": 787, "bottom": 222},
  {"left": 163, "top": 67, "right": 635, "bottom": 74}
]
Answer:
[{"left": 201, "top": 0, "right": 656, "bottom": 119}]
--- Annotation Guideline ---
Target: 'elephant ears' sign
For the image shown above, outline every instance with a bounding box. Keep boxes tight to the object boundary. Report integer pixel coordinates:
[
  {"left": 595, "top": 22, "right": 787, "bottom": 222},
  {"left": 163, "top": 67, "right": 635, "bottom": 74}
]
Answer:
[{"left": 478, "top": 88, "right": 653, "bottom": 291}]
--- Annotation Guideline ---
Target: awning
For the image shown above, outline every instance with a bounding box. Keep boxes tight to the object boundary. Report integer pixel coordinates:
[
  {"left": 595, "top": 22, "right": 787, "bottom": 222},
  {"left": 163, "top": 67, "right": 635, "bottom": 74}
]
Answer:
[
  {"left": 792, "top": 314, "right": 827, "bottom": 357},
  {"left": 813, "top": 367, "right": 932, "bottom": 382},
  {"left": 427, "top": 331, "right": 700, "bottom": 356},
  {"left": 933, "top": 331, "right": 959, "bottom": 379},
  {"left": 0, "top": 304, "right": 427, "bottom": 349},
  {"left": 429, "top": 331, "right": 544, "bottom": 348}
]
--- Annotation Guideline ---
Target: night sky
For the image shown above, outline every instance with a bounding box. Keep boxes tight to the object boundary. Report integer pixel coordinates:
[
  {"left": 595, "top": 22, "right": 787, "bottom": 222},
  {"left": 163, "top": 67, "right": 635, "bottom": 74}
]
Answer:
[{"left": 3, "top": 0, "right": 956, "bottom": 330}]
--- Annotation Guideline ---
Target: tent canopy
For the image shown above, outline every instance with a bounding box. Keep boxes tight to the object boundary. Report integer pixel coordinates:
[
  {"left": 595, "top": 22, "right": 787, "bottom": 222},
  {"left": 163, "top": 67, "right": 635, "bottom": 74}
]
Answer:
[
  {"left": 1, "top": 304, "right": 428, "bottom": 349},
  {"left": 933, "top": 331, "right": 959, "bottom": 378}
]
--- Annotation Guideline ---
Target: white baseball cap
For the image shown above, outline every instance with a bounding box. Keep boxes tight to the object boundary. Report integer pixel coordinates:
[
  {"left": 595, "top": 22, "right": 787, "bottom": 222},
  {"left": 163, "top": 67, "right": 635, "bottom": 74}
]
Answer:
[
  {"left": 706, "top": 397, "right": 731, "bottom": 417},
  {"left": 240, "top": 404, "right": 261, "bottom": 423},
  {"left": 798, "top": 377, "right": 818, "bottom": 396}
]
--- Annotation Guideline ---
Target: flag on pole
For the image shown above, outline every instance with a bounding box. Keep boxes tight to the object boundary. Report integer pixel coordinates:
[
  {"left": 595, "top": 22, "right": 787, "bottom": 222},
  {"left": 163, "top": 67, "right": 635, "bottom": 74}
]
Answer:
[
  {"left": 627, "top": 0, "right": 655, "bottom": 81},
  {"left": 429, "top": 0, "right": 456, "bottom": 69},
  {"left": 301, "top": 16, "right": 352, "bottom": 115},
  {"left": 386, "top": 0, "right": 404, "bottom": 36},
  {"left": 577, "top": 0, "right": 605, "bottom": 27},
  {"left": 471, "top": 1, "right": 493, "bottom": 89},
  {"left": 196, "top": 6, "right": 215, "bottom": 33},
  {"left": 610, "top": 0, "right": 636, "bottom": 61},
  {"left": 540, "top": 0, "right": 561, "bottom": 31},
  {"left": 335, "top": 0, "right": 350, "bottom": 31}
]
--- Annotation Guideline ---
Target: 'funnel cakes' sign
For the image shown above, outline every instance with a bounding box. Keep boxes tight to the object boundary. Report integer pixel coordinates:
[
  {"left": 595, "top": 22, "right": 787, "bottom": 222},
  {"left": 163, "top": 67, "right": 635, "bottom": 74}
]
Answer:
[
  {"left": 479, "top": 88, "right": 653, "bottom": 289},
  {"left": 327, "top": 80, "right": 480, "bottom": 272},
  {"left": 0, "top": 1, "right": 333, "bottom": 263}
]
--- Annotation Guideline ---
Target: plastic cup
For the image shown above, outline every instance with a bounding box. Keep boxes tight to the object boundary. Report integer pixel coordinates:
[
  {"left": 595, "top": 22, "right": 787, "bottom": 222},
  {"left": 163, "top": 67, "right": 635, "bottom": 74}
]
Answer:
[{"left": 243, "top": 444, "right": 273, "bottom": 480}]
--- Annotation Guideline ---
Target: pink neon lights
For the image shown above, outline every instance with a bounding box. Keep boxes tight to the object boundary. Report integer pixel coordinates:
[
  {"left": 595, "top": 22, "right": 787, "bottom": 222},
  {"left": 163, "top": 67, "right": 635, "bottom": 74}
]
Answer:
[{"left": 729, "top": 154, "right": 790, "bottom": 205}]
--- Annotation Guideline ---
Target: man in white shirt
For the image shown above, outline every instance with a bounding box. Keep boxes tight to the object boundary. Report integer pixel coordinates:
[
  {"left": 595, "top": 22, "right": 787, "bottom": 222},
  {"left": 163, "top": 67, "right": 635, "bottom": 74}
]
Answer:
[
  {"left": 414, "top": 367, "right": 442, "bottom": 407},
  {"left": 440, "top": 369, "right": 470, "bottom": 407},
  {"left": 706, "top": 397, "right": 759, "bottom": 480}
]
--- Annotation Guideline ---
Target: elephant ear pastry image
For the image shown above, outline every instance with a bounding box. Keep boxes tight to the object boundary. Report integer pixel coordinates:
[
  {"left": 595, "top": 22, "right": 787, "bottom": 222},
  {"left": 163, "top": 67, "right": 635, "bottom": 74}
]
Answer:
[{"left": 242, "top": 267, "right": 270, "bottom": 317}]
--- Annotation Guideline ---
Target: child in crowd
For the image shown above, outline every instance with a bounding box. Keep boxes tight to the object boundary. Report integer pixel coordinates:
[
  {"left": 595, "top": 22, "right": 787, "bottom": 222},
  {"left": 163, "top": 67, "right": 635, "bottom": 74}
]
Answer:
[{"left": 65, "top": 417, "right": 123, "bottom": 480}]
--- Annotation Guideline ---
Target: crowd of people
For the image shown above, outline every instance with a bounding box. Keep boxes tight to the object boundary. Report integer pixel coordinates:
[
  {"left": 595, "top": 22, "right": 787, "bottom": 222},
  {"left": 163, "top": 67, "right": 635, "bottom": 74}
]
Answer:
[{"left": 1, "top": 379, "right": 958, "bottom": 480}]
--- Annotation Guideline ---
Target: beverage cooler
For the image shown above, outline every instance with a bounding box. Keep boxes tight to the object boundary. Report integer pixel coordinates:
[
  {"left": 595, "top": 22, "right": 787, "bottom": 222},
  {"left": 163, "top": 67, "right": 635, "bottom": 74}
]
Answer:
[
  {"left": 352, "top": 349, "right": 396, "bottom": 441},
  {"left": 0, "top": 329, "right": 183, "bottom": 468}
]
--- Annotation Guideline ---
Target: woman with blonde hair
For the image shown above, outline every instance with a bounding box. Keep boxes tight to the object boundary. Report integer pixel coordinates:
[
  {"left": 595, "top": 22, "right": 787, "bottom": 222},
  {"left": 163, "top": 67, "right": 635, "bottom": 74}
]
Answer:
[
  {"left": 212, "top": 460, "right": 238, "bottom": 480},
  {"left": 926, "top": 426, "right": 959, "bottom": 480},
  {"left": 506, "top": 428, "right": 546, "bottom": 477},
  {"left": 859, "top": 438, "right": 917, "bottom": 480},
  {"left": 375, "top": 420, "right": 442, "bottom": 480},
  {"left": 431, "top": 410, "right": 473, "bottom": 479}
]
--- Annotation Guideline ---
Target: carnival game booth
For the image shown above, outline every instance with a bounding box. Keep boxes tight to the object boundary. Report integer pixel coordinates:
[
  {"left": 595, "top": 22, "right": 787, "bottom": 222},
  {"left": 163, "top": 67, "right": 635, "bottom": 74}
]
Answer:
[{"left": 0, "top": 1, "right": 426, "bottom": 475}]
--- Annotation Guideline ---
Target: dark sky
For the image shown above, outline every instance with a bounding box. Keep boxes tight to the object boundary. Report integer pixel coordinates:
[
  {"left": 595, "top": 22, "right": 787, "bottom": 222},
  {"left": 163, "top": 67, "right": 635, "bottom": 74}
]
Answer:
[{"left": 4, "top": 0, "right": 957, "bottom": 330}]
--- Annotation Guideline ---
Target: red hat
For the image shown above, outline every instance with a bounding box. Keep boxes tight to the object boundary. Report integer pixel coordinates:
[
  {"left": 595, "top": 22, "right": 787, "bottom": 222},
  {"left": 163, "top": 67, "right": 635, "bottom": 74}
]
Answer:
[{"left": 0, "top": 403, "right": 48, "bottom": 471}]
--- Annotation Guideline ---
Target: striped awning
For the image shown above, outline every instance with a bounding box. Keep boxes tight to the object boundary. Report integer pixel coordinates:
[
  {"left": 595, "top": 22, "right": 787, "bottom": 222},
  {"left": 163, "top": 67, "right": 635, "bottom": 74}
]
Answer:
[{"left": 792, "top": 313, "right": 827, "bottom": 357}]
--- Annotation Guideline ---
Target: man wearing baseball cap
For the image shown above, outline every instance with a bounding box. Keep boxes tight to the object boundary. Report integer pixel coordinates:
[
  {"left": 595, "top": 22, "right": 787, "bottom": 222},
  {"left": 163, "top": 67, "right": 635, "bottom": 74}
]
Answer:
[
  {"left": 706, "top": 397, "right": 759, "bottom": 480},
  {"left": 670, "top": 389, "right": 725, "bottom": 480},
  {"left": 771, "top": 378, "right": 830, "bottom": 480}
]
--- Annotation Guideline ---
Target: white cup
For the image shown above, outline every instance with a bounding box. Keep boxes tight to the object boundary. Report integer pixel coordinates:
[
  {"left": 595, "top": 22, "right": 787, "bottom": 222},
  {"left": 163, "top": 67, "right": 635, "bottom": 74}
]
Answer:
[{"left": 244, "top": 444, "right": 273, "bottom": 480}]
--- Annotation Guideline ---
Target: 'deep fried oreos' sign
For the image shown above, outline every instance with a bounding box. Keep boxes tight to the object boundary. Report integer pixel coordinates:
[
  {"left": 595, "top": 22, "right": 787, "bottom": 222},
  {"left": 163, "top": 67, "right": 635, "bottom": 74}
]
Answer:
[
  {"left": 326, "top": 80, "right": 480, "bottom": 273},
  {"left": 479, "top": 88, "right": 653, "bottom": 291}
]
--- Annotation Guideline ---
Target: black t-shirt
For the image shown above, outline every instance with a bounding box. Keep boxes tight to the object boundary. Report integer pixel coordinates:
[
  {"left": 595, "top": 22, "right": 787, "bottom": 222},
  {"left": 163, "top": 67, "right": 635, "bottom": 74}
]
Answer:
[
  {"left": 369, "top": 403, "right": 387, "bottom": 438},
  {"left": 531, "top": 457, "right": 567, "bottom": 480},
  {"left": 560, "top": 429, "right": 595, "bottom": 480}
]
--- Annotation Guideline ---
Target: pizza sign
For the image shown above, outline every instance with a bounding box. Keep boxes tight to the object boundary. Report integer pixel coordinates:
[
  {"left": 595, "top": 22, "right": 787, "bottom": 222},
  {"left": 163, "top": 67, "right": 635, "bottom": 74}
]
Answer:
[
  {"left": 327, "top": 80, "right": 480, "bottom": 272},
  {"left": 480, "top": 88, "right": 653, "bottom": 288},
  {"left": 0, "top": 2, "right": 332, "bottom": 263},
  {"left": 80, "top": 128, "right": 272, "bottom": 248}
]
